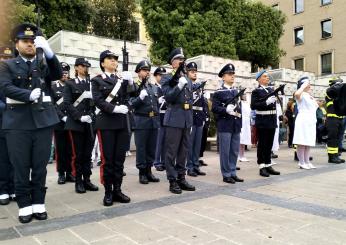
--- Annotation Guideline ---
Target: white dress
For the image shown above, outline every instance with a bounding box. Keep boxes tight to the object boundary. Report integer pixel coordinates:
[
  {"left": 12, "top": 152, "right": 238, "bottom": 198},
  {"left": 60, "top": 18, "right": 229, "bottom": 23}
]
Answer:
[
  {"left": 272, "top": 102, "right": 282, "bottom": 152},
  {"left": 293, "top": 92, "right": 318, "bottom": 146},
  {"left": 240, "top": 101, "right": 252, "bottom": 145}
]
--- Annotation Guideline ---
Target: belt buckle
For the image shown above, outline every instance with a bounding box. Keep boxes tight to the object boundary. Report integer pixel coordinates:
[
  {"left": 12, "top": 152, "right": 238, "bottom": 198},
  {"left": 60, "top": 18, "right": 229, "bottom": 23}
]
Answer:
[
  {"left": 184, "top": 104, "right": 190, "bottom": 110},
  {"left": 149, "top": 111, "right": 154, "bottom": 117}
]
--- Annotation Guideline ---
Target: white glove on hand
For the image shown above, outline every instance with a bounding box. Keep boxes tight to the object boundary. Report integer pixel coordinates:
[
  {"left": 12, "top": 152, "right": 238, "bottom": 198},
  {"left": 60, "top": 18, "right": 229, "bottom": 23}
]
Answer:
[
  {"left": 34, "top": 36, "right": 54, "bottom": 59},
  {"left": 113, "top": 105, "right": 129, "bottom": 114},
  {"left": 139, "top": 90, "right": 148, "bottom": 100},
  {"left": 158, "top": 96, "right": 165, "bottom": 104},
  {"left": 226, "top": 104, "right": 236, "bottom": 115},
  {"left": 62, "top": 116, "right": 67, "bottom": 122},
  {"left": 80, "top": 115, "right": 92, "bottom": 124},
  {"left": 29, "top": 88, "right": 41, "bottom": 101},
  {"left": 84, "top": 91, "right": 92, "bottom": 99},
  {"left": 122, "top": 71, "right": 134, "bottom": 85},
  {"left": 178, "top": 77, "right": 188, "bottom": 90},
  {"left": 266, "top": 96, "right": 276, "bottom": 105}
]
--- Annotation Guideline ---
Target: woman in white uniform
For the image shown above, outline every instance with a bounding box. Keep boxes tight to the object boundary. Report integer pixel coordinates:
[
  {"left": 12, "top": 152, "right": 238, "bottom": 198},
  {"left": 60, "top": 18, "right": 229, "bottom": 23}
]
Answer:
[
  {"left": 239, "top": 95, "right": 251, "bottom": 162},
  {"left": 293, "top": 77, "right": 318, "bottom": 169}
]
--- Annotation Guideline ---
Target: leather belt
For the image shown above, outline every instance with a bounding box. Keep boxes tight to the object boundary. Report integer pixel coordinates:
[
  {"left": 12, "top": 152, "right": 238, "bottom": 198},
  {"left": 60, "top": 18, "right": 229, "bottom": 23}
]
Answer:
[
  {"left": 256, "top": 110, "right": 276, "bottom": 115},
  {"left": 170, "top": 103, "right": 192, "bottom": 110},
  {"left": 134, "top": 111, "right": 158, "bottom": 117}
]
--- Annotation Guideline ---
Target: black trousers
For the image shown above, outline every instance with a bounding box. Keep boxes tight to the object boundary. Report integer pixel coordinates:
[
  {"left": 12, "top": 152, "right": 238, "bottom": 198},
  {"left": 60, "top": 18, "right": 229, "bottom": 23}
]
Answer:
[
  {"left": 6, "top": 127, "right": 53, "bottom": 208},
  {"left": 257, "top": 127, "right": 276, "bottom": 167},
  {"left": 134, "top": 128, "right": 158, "bottom": 170},
  {"left": 97, "top": 129, "right": 128, "bottom": 186},
  {"left": 0, "top": 129, "right": 14, "bottom": 195},
  {"left": 326, "top": 117, "right": 343, "bottom": 154},
  {"left": 68, "top": 126, "right": 95, "bottom": 180},
  {"left": 200, "top": 122, "right": 209, "bottom": 157},
  {"left": 288, "top": 123, "right": 294, "bottom": 147},
  {"left": 54, "top": 130, "right": 72, "bottom": 175},
  {"left": 164, "top": 127, "right": 190, "bottom": 180}
]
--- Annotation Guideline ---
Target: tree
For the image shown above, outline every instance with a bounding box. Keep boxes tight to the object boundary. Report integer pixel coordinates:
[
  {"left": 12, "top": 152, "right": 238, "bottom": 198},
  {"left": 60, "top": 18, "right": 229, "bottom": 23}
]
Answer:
[{"left": 91, "top": 0, "right": 138, "bottom": 41}]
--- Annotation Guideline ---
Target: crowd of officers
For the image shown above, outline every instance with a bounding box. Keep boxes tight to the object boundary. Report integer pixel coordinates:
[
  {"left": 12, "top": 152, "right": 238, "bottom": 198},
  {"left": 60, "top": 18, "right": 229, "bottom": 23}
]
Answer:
[{"left": 0, "top": 23, "right": 345, "bottom": 224}]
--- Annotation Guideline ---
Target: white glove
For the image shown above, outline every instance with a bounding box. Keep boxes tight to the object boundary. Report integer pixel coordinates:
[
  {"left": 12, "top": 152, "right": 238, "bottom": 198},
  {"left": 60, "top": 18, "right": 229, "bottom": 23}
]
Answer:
[
  {"left": 29, "top": 88, "right": 41, "bottom": 101},
  {"left": 178, "top": 77, "right": 188, "bottom": 90},
  {"left": 122, "top": 71, "right": 134, "bottom": 85},
  {"left": 80, "top": 115, "right": 92, "bottom": 123},
  {"left": 226, "top": 104, "right": 236, "bottom": 114},
  {"left": 158, "top": 96, "right": 165, "bottom": 104},
  {"left": 84, "top": 91, "right": 92, "bottom": 99},
  {"left": 62, "top": 116, "right": 67, "bottom": 122},
  {"left": 34, "top": 36, "right": 54, "bottom": 59},
  {"left": 113, "top": 105, "right": 129, "bottom": 114},
  {"left": 266, "top": 96, "right": 276, "bottom": 105},
  {"left": 139, "top": 90, "right": 148, "bottom": 100},
  {"left": 193, "top": 92, "right": 198, "bottom": 100}
]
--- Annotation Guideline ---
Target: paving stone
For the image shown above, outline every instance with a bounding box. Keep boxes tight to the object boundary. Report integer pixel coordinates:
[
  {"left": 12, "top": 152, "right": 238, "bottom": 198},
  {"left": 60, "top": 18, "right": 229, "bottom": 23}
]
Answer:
[
  {"left": 69, "top": 222, "right": 117, "bottom": 243},
  {"left": 0, "top": 237, "right": 40, "bottom": 245},
  {"left": 34, "top": 229, "right": 86, "bottom": 245}
]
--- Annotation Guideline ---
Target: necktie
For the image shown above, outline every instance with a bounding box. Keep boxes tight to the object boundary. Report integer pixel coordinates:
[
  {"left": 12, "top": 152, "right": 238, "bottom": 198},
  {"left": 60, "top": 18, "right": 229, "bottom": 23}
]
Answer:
[
  {"left": 81, "top": 79, "right": 86, "bottom": 84},
  {"left": 26, "top": 60, "right": 32, "bottom": 70},
  {"left": 110, "top": 74, "right": 115, "bottom": 79}
]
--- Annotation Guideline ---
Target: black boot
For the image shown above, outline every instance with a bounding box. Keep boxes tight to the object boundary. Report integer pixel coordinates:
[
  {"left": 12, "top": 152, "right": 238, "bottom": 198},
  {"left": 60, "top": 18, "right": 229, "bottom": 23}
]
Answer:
[
  {"left": 65, "top": 172, "right": 75, "bottom": 182},
  {"left": 75, "top": 177, "right": 86, "bottom": 193},
  {"left": 259, "top": 168, "right": 270, "bottom": 177},
  {"left": 113, "top": 182, "right": 130, "bottom": 203},
  {"left": 169, "top": 180, "right": 182, "bottom": 194},
  {"left": 266, "top": 166, "right": 280, "bottom": 175},
  {"left": 147, "top": 166, "right": 160, "bottom": 182},
  {"left": 271, "top": 151, "right": 278, "bottom": 159},
  {"left": 139, "top": 169, "right": 149, "bottom": 184},
  {"left": 177, "top": 177, "right": 195, "bottom": 191},
  {"left": 329, "top": 154, "right": 345, "bottom": 164},
  {"left": 103, "top": 184, "right": 113, "bottom": 206},
  {"left": 84, "top": 177, "right": 99, "bottom": 191},
  {"left": 57, "top": 173, "right": 66, "bottom": 185}
]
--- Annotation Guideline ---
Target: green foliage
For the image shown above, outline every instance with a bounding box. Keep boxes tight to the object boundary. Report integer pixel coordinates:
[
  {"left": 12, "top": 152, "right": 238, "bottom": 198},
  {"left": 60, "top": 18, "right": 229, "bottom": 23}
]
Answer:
[
  {"left": 141, "top": 0, "right": 286, "bottom": 68},
  {"left": 91, "top": 0, "right": 138, "bottom": 41}
]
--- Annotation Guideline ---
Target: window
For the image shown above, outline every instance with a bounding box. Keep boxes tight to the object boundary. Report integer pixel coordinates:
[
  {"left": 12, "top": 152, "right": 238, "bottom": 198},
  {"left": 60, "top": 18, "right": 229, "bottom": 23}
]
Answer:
[
  {"left": 294, "top": 58, "right": 304, "bottom": 71},
  {"left": 321, "top": 19, "right": 332, "bottom": 39},
  {"left": 321, "top": 0, "right": 332, "bottom": 5},
  {"left": 294, "top": 0, "right": 304, "bottom": 13},
  {"left": 294, "top": 27, "right": 304, "bottom": 45},
  {"left": 272, "top": 4, "right": 279, "bottom": 10},
  {"left": 321, "top": 53, "right": 332, "bottom": 75}
]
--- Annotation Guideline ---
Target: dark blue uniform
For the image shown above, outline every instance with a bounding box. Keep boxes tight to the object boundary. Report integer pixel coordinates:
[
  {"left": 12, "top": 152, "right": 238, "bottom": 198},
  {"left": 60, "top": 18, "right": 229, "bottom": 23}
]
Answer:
[
  {"left": 154, "top": 85, "right": 166, "bottom": 169},
  {"left": 212, "top": 85, "right": 242, "bottom": 178}
]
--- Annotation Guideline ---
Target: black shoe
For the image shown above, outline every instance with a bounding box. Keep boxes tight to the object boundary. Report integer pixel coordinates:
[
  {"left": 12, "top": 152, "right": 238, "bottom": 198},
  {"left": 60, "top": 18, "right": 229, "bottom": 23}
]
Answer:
[
  {"left": 113, "top": 191, "right": 131, "bottom": 203},
  {"left": 103, "top": 193, "right": 113, "bottom": 206},
  {"left": 97, "top": 160, "right": 102, "bottom": 166},
  {"left": 75, "top": 182, "right": 86, "bottom": 193},
  {"left": 155, "top": 165, "right": 165, "bottom": 171},
  {"left": 122, "top": 171, "right": 126, "bottom": 176},
  {"left": 84, "top": 181, "right": 99, "bottom": 191},
  {"left": 169, "top": 180, "right": 182, "bottom": 194},
  {"left": 309, "top": 156, "right": 313, "bottom": 161},
  {"left": 177, "top": 179, "right": 196, "bottom": 191},
  {"left": 328, "top": 154, "right": 344, "bottom": 164},
  {"left": 232, "top": 176, "right": 244, "bottom": 182},
  {"left": 271, "top": 151, "right": 278, "bottom": 159},
  {"left": 139, "top": 174, "right": 149, "bottom": 184},
  {"left": 199, "top": 160, "right": 208, "bottom": 166},
  {"left": 57, "top": 174, "right": 66, "bottom": 185},
  {"left": 187, "top": 170, "right": 197, "bottom": 177},
  {"left": 223, "top": 177, "right": 235, "bottom": 184},
  {"left": 195, "top": 169, "right": 206, "bottom": 176},
  {"left": 19, "top": 214, "right": 32, "bottom": 224},
  {"left": 236, "top": 167, "right": 241, "bottom": 170},
  {"left": 259, "top": 168, "right": 270, "bottom": 177},
  {"left": 65, "top": 173, "right": 75, "bottom": 183},
  {"left": 0, "top": 198, "right": 10, "bottom": 205},
  {"left": 147, "top": 168, "right": 160, "bottom": 182},
  {"left": 266, "top": 166, "right": 280, "bottom": 175},
  {"left": 33, "top": 212, "right": 48, "bottom": 220}
]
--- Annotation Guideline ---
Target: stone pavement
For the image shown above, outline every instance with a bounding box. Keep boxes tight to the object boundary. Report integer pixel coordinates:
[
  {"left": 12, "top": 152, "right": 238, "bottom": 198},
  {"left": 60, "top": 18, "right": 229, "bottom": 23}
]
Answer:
[{"left": 1, "top": 144, "right": 346, "bottom": 244}]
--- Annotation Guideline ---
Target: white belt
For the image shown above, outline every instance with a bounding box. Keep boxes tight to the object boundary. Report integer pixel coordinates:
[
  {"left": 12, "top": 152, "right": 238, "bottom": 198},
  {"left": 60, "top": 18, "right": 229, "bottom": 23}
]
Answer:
[
  {"left": 56, "top": 97, "right": 63, "bottom": 105},
  {"left": 95, "top": 80, "right": 123, "bottom": 115},
  {"left": 192, "top": 106, "right": 203, "bottom": 111},
  {"left": 256, "top": 110, "right": 276, "bottom": 115},
  {"left": 159, "top": 110, "right": 166, "bottom": 114},
  {"left": 6, "top": 96, "right": 52, "bottom": 104},
  {"left": 229, "top": 111, "right": 241, "bottom": 118},
  {"left": 73, "top": 91, "right": 91, "bottom": 107}
]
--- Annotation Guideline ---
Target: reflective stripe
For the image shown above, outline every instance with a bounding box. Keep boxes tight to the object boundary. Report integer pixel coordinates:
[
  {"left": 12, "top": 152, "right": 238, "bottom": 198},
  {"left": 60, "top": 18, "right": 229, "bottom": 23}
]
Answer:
[
  {"left": 192, "top": 106, "right": 203, "bottom": 111},
  {"left": 326, "top": 101, "right": 333, "bottom": 107},
  {"left": 327, "top": 147, "right": 339, "bottom": 154},
  {"left": 327, "top": 114, "right": 344, "bottom": 119},
  {"left": 255, "top": 110, "right": 276, "bottom": 115}
]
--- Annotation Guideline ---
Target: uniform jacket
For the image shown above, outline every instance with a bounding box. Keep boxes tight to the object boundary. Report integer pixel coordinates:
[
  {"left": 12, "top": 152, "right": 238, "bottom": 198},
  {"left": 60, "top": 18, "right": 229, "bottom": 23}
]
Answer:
[
  {"left": 64, "top": 77, "right": 95, "bottom": 131},
  {"left": 161, "top": 73, "right": 193, "bottom": 128},
  {"left": 91, "top": 73, "right": 136, "bottom": 130},
  {"left": 250, "top": 85, "right": 277, "bottom": 129},
  {"left": 0, "top": 55, "right": 61, "bottom": 130},
  {"left": 192, "top": 85, "right": 208, "bottom": 127},
  {"left": 51, "top": 80, "right": 68, "bottom": 130},
  {"left": 129, "top": 80, "right": 160, "bottom": 130},
  {"left": 212, "top": 85, "right": 242, "bottom": 133}
]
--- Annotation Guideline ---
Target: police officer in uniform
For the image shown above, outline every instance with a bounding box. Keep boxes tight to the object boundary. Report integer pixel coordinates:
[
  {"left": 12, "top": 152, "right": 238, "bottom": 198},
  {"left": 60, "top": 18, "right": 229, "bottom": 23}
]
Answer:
[
  {"left": 64, "top": 57, "right": 98, "bottom": 194},
  {"left": 91, "top": 50, "right": 134, "bottom": 206},
  {"left": 250, "top": 70, "right": 281, "bottom": 177},
  {"left": 326, "top": 78, "right": 345, "bottom": 164},
  {"left": 153, "top": 67, "right": 167, "bottom": 171},
  {"left": 51, "top": 62, "right": 75, "bottom": 184},
  {"left": 199, "top": 96, "right": 210, "bottom": 167},
  {"left": 0, "top": 23, "right": 62, "bottom": 223},
  {"left": 212, "top": 63, "right": 243, "bottom": 183},
  {"left": 161, "top": 47, "right": 196, "bottom": 194},
  {"left": 129, "top": 60, "right": 160, "bottom": 184},
  {"left": 186, "top": 62, "right": 207, "bottom": 177},
  {"left": 0, "top": 46, "right": 15, "bottom": 205}
]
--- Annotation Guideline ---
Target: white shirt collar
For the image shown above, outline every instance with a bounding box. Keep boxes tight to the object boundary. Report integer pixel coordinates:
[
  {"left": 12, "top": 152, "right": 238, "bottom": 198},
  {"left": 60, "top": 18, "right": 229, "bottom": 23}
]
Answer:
[
  {"left": 20, "top": 55, "right": 35, "bottom": 63},
  {"left": 223, "top": 83, "right": 233, "bottom": 89},
  {"left": 78, "top": 76, "right": 86, "bottom": 81},
  {"left": 104, "top": 72, "right": 115, "bottom": 77}
]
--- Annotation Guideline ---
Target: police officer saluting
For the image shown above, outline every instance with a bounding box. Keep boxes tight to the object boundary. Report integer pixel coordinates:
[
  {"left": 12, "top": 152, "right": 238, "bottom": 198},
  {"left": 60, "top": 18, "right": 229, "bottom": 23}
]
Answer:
[
  {"left": 212, "top": 63, "right": 243, "bottom": 183},
  {"left": 251, "top": 70, "right": 280, "bottom": 177},
  {"left": 0, "top": 23, "right": 62, "bottom": 223},
  {"left": 64, "top": 57, "right": 98, "bottom": 194},
  {"left": 91, "top": 50, "right": 134, "bottom": 206},
  {"left": 129, "top": 60, "right": 160, "bottom": 184},
  {"left": 52, "top": 62, "right": 75, "bottom": 184},
  {"left": 161, "top": 47, "right": 195, "bottom": 194}
]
